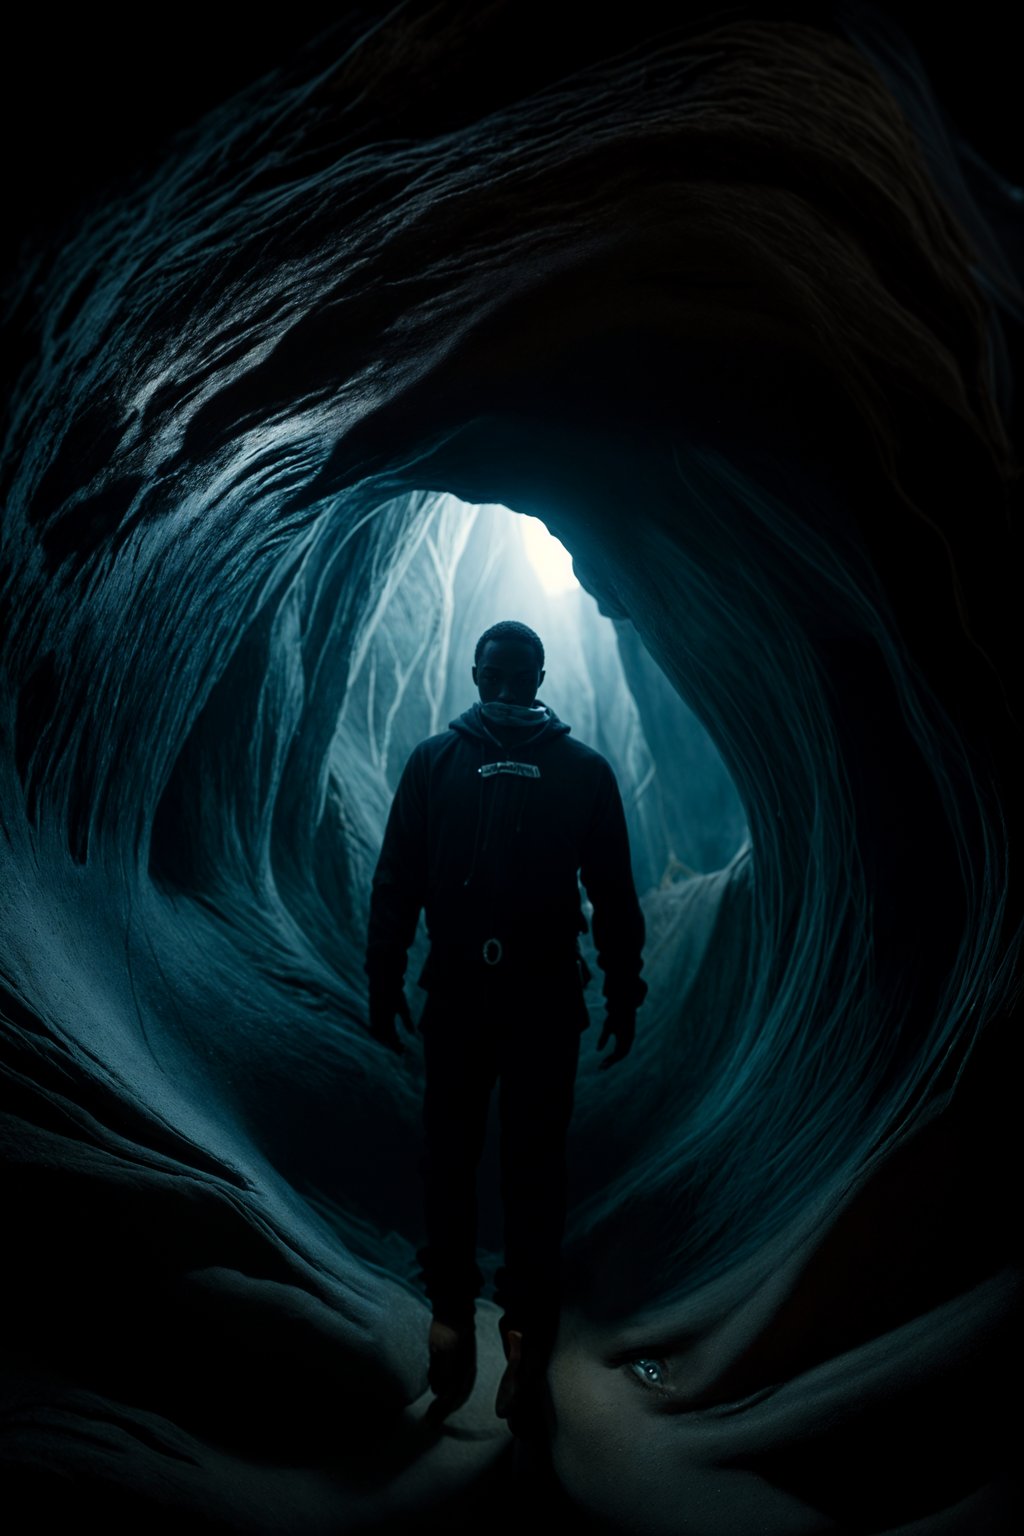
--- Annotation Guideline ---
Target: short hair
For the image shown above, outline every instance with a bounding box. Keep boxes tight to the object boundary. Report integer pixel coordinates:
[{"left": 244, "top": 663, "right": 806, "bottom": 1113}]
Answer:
[{"left": 474, "top": 620, "right": 545, "bottom": 670}]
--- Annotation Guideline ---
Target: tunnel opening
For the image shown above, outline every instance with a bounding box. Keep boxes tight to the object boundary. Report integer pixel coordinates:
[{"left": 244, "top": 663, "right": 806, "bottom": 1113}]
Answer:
[{"left": 333, "top": 495, "right": 746, "bottom": 895}]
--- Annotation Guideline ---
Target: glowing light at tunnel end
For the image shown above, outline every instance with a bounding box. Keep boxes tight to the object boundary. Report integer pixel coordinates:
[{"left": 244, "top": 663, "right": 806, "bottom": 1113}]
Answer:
[{"left": 515, "top": 512, "right": 580, "bottom": 594}]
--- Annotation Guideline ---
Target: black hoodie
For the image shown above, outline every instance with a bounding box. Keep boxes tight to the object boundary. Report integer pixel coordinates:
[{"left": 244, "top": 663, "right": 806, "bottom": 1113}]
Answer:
[{"left": 365, "top": 701, "right": 647, "bottom": 1010}]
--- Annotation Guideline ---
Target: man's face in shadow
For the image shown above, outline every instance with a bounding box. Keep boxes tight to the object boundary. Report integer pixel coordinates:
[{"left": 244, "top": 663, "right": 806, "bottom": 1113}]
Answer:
[{"left": 472, "top": 638, "right": 545, "bottom": 706}]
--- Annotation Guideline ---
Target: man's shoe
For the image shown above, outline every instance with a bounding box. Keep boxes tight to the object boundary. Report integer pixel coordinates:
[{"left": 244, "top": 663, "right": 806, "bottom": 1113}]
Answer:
[
  {"left": 494, "top": 1328, "right": 524, "bottom": 1420},
  {"left": 427, "top": 1316, "right": 477, "bottom": 1412},
  {"left": 495, "top": 1320, "right": 556, "bottom": 1438}
]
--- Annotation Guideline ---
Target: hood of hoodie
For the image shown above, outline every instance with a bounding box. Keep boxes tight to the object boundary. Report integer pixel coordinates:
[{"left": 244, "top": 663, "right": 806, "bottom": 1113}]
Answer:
[{"left": 450, "top": 699, "right": 571, "bottom": 749}]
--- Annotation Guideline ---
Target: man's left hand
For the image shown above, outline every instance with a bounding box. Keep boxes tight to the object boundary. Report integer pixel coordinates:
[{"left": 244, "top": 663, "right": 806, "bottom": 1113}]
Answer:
[{"left": 596, "top": 1009, "right": 636, "bottom": 1069}]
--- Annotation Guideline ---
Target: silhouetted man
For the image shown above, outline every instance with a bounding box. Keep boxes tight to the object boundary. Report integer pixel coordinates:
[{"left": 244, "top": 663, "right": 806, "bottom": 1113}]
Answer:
[{"left": 365, "top": 620, "right": 646, "bottom": 1429}]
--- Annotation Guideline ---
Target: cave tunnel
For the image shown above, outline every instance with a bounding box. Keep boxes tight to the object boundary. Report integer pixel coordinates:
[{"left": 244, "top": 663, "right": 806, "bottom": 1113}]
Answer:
[{"left": 1, "top": 4, "right": 1020, "bottom": 1532}]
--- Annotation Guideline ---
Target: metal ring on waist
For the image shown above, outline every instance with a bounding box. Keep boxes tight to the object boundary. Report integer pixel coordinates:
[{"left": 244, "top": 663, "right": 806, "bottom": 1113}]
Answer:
[{"left": 482, "top": 937, "right": 503, "bottom": 966}]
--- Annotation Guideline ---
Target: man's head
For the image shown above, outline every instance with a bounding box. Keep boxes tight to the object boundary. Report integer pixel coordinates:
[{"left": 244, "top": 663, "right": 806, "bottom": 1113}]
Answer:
[{"left": 472, "top": 621, "right": 545, "bottom": 706}]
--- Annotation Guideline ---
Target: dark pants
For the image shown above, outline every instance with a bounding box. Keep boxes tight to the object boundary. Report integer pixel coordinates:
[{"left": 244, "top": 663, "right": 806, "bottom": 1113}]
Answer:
[{"left": 417, "top": 961, "right": 586, "bottom": 1342}]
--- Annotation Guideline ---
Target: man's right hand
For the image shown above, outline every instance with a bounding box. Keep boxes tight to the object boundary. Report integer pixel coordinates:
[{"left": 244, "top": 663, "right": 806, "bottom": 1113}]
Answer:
[
  {"left": 367, "top": 982, "right": 415, "bottom": 1055},
  {"left": 596, "top": 1007, "right": 636, "bottom": 1069}
]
